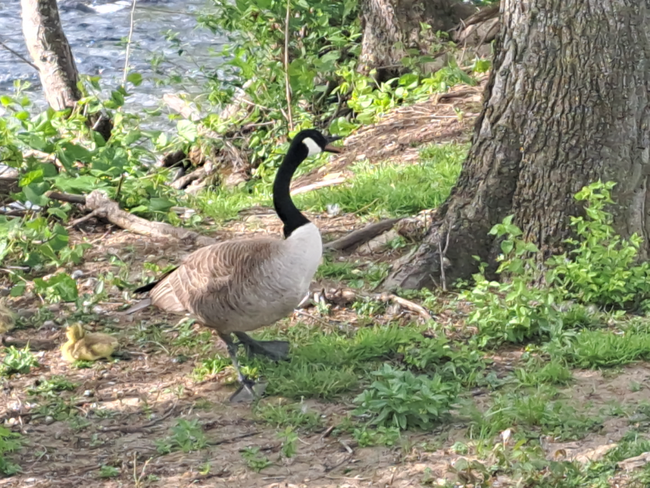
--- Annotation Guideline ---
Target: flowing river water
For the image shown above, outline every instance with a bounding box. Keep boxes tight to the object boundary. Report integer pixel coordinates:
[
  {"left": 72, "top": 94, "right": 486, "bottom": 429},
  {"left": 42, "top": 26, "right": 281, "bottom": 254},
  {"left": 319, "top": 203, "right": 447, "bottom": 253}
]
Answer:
[{"left": 0, "top": 0, "right": 225, "bottom": 123}]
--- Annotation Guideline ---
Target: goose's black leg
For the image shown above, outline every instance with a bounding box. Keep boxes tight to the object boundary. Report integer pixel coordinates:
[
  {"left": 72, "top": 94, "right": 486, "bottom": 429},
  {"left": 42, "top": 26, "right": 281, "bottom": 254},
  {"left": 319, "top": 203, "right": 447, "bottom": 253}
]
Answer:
[
  {"left": 233, "top": 332, "right": 290, "bottom": 360},
  {"left": 218, "top": 332, "right": 261, "bottom": 403}
]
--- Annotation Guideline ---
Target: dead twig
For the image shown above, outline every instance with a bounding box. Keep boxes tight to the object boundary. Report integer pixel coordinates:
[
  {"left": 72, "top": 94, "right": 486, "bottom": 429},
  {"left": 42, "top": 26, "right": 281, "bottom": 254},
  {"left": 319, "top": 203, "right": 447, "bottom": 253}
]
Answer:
[
  {"left": 338, "top": 439, "right": 353, "bottom": 454},
  {"left": 1, "top": 335, "right": 58, "bottom": 351},
  {"left": 98, "top": 402, "right": 177, "bottom": 433},
  {"left": 207, "top": 431, "right": 260, "bottom": 446},
  {"left": 122, "top": 0, "right": 138, "bottom": 87},
  {"left": 283, "top": 0, "right": 293, "bottom": 130},
  {"left": 0, "top": 38, "right": 38, "bottom": 71},
  {"left": 68, "top": 208, "right": 103, "bottom": 228}
]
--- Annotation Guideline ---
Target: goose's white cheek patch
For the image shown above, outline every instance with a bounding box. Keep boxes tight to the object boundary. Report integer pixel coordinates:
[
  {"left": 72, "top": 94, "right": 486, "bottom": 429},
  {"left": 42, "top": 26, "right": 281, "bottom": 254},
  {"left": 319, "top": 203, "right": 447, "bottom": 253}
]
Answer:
[{"left": 303, "top": 137, "right": 322, "bottom": 156}]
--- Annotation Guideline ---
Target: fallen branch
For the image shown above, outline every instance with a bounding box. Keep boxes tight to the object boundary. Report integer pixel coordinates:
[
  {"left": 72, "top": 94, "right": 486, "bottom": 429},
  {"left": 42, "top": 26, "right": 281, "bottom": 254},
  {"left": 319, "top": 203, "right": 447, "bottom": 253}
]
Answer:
[
  {"left": 47, "top": 190, "right": 217, "bottom": 247},
  {"left": 323, "top": 218, "right": 403, "bottom": 252},
  {"left": 376, "top": 292, "right": 433, "bottom": 321},
  {"left": 171, "top": 162, "right": 215, "bottom": 190},
  {"left": 45, "top": 190, "right": 85, "bottom": 204}
]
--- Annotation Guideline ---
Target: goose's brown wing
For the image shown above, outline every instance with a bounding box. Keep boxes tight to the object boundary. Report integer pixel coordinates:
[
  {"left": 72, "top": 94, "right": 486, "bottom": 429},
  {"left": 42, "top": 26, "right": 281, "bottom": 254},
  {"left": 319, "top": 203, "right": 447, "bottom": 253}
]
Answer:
[{"left": 149, "top": 238, "right": 279, "bottom": 314}]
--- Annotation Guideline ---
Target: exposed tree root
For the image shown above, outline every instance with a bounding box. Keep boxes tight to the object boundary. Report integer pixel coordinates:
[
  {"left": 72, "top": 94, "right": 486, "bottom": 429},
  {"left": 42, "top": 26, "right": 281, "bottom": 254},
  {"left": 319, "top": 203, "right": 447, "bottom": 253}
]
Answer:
[{"left": 323, "top": 218, "right": 403, "bottom": 252}]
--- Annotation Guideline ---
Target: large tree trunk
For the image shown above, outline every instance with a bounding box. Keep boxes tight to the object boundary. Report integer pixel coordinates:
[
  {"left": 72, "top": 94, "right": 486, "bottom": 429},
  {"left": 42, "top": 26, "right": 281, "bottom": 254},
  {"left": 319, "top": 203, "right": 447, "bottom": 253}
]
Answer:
[
  {"left": 385, "top": 0, "right": 650, "bottom": 291},
  {"left": 358, "top": 0, "right": 476, "bottom": 80},
  {"left": 21, "top": 0, "right": 81, "bottom": 111}
]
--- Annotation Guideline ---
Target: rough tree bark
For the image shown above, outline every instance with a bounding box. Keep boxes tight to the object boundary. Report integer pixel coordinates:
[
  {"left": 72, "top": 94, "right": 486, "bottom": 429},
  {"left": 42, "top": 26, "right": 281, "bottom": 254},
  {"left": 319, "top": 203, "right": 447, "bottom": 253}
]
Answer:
[
  {"left": 385, "top": 0, "right": 650, "bottom": 291},
  {"left": 21, "top": 0, "right": 81, "bottom": 111},
  {"left": 358, "top": 0, "right": 477, "bottom": 80}
]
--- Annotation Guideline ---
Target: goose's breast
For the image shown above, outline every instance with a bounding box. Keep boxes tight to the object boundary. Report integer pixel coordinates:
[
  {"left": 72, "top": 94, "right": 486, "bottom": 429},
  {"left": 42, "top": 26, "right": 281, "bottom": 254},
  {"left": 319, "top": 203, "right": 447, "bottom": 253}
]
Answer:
[{"left": 214, "top": 224, "right": 322, "bottom": 332}]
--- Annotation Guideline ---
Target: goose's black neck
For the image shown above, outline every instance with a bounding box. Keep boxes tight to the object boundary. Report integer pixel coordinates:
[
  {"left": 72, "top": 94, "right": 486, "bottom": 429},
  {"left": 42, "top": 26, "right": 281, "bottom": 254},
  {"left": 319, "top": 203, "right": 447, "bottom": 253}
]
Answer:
[{"left": 273, "top": 142, "right": 310, "bottom": 238}]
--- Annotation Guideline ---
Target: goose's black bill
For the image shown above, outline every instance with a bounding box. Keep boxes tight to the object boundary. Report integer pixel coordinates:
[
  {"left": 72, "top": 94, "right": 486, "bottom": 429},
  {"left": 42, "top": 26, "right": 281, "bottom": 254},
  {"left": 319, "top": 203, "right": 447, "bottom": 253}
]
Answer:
[{"left": 324, "top": 143, "right": 343, "bottom": 153}]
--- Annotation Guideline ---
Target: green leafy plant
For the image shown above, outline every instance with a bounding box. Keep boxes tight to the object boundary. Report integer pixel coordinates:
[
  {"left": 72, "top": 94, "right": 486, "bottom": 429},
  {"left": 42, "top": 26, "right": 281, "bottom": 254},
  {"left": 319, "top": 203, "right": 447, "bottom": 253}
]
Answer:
[
  {"left": 193, "top": 355, "right": 231, "bottom": 381},
  {"left": 98, "top": 465, "right": 120, "bottom": 479},
  {"left": 27, "top": 375, "right": 78, "bottom": 397},
  {"left": 462, "top": 215, "right": 562, "bottom": 346},
  {"left": 0, "top": 427, "right": 21, "bottom": 476},
  {"left": 241, "top": 446, "right": 272, "bottom": 472},
  {"left": 353, "top": 364, "right": 457, "bottom": 430},
  {"left": 463, "top": 181, "right": 650, "bottom": 348},
  {"left": 155, "top": 419, "right": 207, "bottom": 454},
  {"left": 277, "top": 427, "right": 299, "bottom": 458},
  {"left": 0, "top": 346, "right": 39, "bottom": 377},
  {"left": 353, "top": 425, "right": 401, "bottom": 447},
  {"left": 547, "top": 181, "right": 650, "bottom": 308}
]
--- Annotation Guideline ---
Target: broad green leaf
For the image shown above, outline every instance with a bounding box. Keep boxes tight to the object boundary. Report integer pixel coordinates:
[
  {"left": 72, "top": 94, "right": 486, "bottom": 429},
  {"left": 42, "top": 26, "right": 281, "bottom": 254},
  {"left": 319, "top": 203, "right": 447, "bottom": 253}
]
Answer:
[{"left": 177, "top": 120, "right": 198, "bottom": 143}]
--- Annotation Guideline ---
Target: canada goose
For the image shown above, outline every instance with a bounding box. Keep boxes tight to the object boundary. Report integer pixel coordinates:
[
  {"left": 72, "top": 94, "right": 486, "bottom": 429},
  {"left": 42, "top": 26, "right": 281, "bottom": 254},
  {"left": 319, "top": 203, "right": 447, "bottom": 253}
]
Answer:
[
  {"left": 127, "top": 129, "right": 343, "bottom": 401},
  {"left": 61, "top": 323, "right": 119, "bottom": 362}
]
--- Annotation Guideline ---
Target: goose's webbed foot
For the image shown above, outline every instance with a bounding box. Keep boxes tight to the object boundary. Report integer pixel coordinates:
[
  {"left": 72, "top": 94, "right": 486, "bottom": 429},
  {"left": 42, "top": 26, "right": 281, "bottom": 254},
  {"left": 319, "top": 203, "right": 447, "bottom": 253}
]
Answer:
[
  {"left": 233, "top": 332, "right": 290, "bottom": 360},
  {"left": 218, "top": 332, "right": 267, "bottom": 403}
]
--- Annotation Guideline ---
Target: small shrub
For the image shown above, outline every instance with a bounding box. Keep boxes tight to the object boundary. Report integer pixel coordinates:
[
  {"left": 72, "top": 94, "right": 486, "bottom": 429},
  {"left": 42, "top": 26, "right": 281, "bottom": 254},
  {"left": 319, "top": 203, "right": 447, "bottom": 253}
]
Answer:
[
  {"left": 461, "top": 216, "right": 562, "bottom": 346},
  {"left": 547, "top": 181, "right": 650, "bottom": 308},
  {"left": 353, "top": 364, "right": 457, "bottom": 430}
]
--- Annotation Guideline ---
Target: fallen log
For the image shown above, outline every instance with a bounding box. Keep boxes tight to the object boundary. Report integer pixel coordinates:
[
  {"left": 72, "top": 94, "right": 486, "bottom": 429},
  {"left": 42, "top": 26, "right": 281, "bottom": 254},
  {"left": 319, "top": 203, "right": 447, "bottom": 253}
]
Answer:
[{"left": 46, "top": 190, "right": 217, "bottom": 247}]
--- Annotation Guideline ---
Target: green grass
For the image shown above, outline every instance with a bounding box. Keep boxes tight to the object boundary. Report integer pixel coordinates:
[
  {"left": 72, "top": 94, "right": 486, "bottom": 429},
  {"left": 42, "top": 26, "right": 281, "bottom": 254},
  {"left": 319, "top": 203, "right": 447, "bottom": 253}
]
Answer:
[
  {"left": 254, "top": 401, "right": 324, "bottom": 431},
  {"left": 315, "top": 258, "right": 389, "bottom": 289},
  {"left": 296, "top": 143, "right": 466, "bottom": 217},
  {"left": 561, "top": 327, "right": 650, "bottom": 368},
  {"left": 195, "top": 142, "right": 466, "bottom": 223}
]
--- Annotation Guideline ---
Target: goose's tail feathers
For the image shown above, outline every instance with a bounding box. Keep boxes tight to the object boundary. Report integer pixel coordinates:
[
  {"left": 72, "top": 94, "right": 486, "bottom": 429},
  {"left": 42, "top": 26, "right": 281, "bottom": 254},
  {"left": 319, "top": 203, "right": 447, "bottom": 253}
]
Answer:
[{"left": 119, "top": 298, "right": 152, "bottom": 316}]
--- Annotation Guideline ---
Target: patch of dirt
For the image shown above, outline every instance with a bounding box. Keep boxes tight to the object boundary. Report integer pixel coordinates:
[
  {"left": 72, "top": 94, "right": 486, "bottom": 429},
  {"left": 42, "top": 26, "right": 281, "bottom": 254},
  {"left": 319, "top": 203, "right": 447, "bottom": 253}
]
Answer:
[
  {"left": 544, "top": 366, "right": 650, "bottom": 462},
  {"left": 291, "top": 78, "right": 487, "bottom": 193}
]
